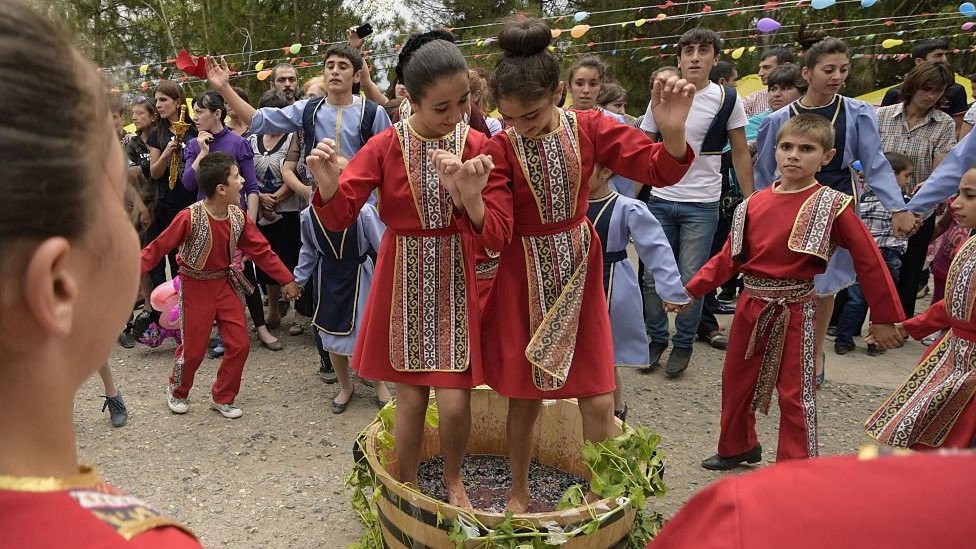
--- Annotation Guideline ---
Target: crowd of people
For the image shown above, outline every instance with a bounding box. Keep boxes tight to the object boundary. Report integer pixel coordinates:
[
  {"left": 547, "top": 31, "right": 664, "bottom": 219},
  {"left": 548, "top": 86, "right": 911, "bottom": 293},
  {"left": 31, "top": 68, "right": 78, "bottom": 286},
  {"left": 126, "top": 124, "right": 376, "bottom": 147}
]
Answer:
[{"left": 2, "top": 0, "right": 976, "bottom": 544}]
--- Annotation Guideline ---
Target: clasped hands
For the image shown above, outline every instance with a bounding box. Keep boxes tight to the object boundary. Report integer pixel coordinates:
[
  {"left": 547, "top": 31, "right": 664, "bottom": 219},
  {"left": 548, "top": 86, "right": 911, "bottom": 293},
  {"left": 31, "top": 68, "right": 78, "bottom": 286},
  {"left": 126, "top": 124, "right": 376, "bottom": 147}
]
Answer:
[
  {"left": 428, "top": 149, "right": 494, "bottom": 210},
  {"left": 864, "top": 322, "right": 909, "bottom": 349}
]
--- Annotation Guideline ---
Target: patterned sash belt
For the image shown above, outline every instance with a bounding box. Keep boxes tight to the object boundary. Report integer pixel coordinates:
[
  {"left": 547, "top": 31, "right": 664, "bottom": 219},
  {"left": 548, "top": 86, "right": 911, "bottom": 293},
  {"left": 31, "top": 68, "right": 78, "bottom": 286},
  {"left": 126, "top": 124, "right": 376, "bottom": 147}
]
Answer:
[
  {"left": 178, "top": 265, "right": 255, "bottom": 299},
  {"left": 523, "top": 222, "right": 590, "bottom": 391},
  {"left": 742, "top": 276, "right": 815, "bottom": 414}
]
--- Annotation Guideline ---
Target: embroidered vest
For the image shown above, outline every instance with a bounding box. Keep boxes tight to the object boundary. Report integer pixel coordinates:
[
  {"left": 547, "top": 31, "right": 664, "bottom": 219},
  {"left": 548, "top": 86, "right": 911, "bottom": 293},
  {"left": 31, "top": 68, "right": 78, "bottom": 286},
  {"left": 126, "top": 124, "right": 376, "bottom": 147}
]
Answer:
[{"left": 179, "top": 201, "right": 246, "bottom": 270}]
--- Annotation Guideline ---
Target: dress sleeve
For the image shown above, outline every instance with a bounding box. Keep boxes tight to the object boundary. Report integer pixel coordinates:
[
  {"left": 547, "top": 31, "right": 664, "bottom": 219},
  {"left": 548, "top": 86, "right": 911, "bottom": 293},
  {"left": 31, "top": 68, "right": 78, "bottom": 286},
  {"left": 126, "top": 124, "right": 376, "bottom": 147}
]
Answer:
[
  {"left": 753, "top": 111, "right": 782, "bottom": 191},
  {"left": 249, "top": 101, "right": 306, "bottom": 136},
  {"left": 292, "top": 209, "right": 317, "bottom": 288},
  {"left": 684, "top": 236, "right": 739, "bottom": 299},
  {"left": 853, "top": 101, "right": 908, "bottom": 212},
  {"left": 311, "top": 133, "right": 384, "bottom": 231},
  {"left": 587, "top": 110, "right": 694, "bottom": 188},
  {"left": 626, "top": 201, "right": 689, "bottom": 304},
  {"left": 477, "top": 134, "right": 516, "bottom": 253},
  {"left": 238, "top": 216, "right": 293, "bottom": 286},
  {"left": 902, "top": 299, "right": 951, "bottom": 340},
  {"left": 831, "top": 204, "right": 905, "bottom": 324},
  {"left": 181, "top": 140, "right": 200, "bottom": 196},
  {"left": 140, "top": 209, "right": 190, "bottom": 274}
]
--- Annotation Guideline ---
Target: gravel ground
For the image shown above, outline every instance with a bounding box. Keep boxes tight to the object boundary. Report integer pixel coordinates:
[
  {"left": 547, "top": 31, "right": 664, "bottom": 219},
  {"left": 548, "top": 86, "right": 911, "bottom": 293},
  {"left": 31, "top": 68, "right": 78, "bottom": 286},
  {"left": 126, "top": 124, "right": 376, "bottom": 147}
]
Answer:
[{"left": 76, "top": 307, "right": 928, "bottom": 548}]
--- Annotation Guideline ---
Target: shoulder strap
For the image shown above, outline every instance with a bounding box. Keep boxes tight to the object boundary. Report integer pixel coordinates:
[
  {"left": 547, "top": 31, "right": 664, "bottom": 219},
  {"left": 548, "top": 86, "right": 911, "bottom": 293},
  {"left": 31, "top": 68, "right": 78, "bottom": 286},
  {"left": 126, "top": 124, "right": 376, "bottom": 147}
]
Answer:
[
  {"left": 302, "top": 97, "right": 326, "bottom": 158},
  {"left": 360, "top": 95, "right": 379, "bottom": 146},
  {"left": 700, "top": 86, "right": 738, "bottom": 155}
]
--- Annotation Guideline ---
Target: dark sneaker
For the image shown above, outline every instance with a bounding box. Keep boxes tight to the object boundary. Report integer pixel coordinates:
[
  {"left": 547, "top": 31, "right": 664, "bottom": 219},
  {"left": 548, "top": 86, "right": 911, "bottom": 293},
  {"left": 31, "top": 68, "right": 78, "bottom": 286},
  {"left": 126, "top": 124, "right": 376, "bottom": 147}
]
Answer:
[
  {"left": 700, "top": 330, "right": 729, "bottom": 350},
  {"left": 826, "top": 326, "right": 837, "bottom": 337},
  {"left": 118, "top": 330, "right": 136, "bottom": 349},
  {"left": 834, "top": 341, "right": 856, "bottom": 355},
  {"left": 613, "top": 403, "right": 628, "bottom": 423},
  {"left": 642, "top": 342, "right": 668, "bottom": 372},
  {"left": 866, "top": 344, "right": 886, "bottom": 357},
  {"left": 665, "top": 347, "right": 692, "bottom": 377},
  {"left": 714, "top": 302, "right": 737, "bottom": 315},
  {"left": 102, "top": 394, "right": 128, "bottom": 427},
  {"left": 130, "top": 311, "right": 152, "bottom": 340},
  {"left": 701, "top": 445, "right": 762, "bottom": 471},
  {"left": 716, "top": 287, "right": 737, "bottom": 302},
  {"left": 319, "top": 353, "right": 337, "bottom": 384}
]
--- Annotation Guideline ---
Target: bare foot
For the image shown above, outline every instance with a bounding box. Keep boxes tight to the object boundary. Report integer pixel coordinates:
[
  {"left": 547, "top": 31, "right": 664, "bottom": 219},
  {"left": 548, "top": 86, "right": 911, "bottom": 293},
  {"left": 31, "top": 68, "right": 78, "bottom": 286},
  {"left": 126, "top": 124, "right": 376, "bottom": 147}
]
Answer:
[
  {"left": 443, "top": 478, "right": 472, "bottom": 509},
  {"left": 505, "top": 491, "right": 530, "bottom": 513}
]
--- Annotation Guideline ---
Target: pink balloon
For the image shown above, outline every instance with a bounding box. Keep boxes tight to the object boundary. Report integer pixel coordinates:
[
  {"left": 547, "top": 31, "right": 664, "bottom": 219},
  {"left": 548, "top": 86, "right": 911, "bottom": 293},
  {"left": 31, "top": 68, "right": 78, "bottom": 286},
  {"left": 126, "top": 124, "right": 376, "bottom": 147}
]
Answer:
[
  {"left": 757, "top": 17, "right": 781, "bottom": 33},
  {"left": 157, "top": 296, "right": 180, "bottom": 330},
  {"left": 150, "top": 280, "right": 178, "bottom": 312},
  {"left": 964, "top": 22, "right": 976, "bottom": 31}
]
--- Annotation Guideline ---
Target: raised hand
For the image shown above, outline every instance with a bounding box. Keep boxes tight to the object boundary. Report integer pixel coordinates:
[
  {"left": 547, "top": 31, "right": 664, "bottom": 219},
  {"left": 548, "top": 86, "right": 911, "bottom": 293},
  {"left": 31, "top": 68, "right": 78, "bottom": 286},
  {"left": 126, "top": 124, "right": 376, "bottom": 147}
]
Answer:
[
  {"left": 651, "top": 75, "right": 696, "bottom": 139},
  {"left": 347, "top": 27, "right": 365, "bottom": 51},
  {"left": 196, "top": 131, "right": 213, "bottom": 154},
  {"left": 430, "top": 149, "right": 465, "bottom": 208},
  {"left": 455, "top": 154, "right": 495, "bottom": 206},
  {"left": 306, "top": 138, "right": 341, "bottom": 201},
  {"left": 205, "top": 56, "right": 232, "bottom": 91}
]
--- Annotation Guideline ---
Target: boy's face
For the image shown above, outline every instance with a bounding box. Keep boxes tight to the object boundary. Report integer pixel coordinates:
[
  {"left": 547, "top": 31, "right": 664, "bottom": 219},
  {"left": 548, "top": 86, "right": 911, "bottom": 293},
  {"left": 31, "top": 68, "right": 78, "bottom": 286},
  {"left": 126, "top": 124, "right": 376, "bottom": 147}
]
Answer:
[
  {"left": 951, "top": 169, "right": 976, "bottom": 229},
  {"left": 775, "top": 131, "right": 835, "bottom": 182},
  {"left": 678, "top": 43, "right": 717, "bottom": 85},
  {"left": 323, "top": 55, "right": 360, "bottom": 96},
  {"left": 217, "top": 165, "right": 243, "bottom": 206},
  {"left": 895, "top": 167, "right": 914, "bottom": 191}
]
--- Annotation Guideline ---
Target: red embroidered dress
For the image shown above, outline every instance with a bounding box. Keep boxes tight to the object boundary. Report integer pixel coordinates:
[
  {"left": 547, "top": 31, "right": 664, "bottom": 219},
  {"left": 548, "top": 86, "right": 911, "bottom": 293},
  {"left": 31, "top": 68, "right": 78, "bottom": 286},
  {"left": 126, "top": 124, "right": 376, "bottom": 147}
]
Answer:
[
  {"left": 479, "top": 109, "right": 693, "bottom": 399},
  {"left": 865, "top": 235, "right": 976, "bottom": 449},
  {"left": 313, "top": 122, "right": 489, "bottom": 388}
]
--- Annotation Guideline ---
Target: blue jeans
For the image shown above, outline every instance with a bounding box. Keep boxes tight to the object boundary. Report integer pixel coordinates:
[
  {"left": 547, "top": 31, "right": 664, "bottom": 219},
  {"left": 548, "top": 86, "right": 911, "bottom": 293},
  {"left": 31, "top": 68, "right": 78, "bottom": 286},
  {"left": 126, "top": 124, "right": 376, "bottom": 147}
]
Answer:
[
  {"left": 642, "top": 197, "right": 720, "bottom": 349},
  {"left": 834, "top": 248, "right": 903, "bottom": 346}
]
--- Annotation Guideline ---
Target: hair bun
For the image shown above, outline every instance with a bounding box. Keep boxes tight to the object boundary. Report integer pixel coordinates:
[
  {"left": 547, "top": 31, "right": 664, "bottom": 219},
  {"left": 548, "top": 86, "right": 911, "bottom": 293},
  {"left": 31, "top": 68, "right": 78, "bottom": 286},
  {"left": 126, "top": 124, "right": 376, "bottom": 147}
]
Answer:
[
  {"left": 396, "top": 29, "right": 457, "bottom": 84},
  {"left": 497, "top": 18, "right": 552, "bottom": 57}
]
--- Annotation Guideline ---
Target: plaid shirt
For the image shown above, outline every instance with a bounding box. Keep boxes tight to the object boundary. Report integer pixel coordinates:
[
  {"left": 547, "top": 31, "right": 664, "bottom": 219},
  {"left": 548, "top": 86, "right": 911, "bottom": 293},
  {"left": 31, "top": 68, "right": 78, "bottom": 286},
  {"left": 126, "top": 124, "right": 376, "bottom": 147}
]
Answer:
[
  {"left": 742, "top": 90, "right": 769, "bottom": 117},
  {"left": 859, "top": 189, "right": 909, "bottom": 255},
  {"left": 876, "top": 103, "right": 956, "bottom": 194}
]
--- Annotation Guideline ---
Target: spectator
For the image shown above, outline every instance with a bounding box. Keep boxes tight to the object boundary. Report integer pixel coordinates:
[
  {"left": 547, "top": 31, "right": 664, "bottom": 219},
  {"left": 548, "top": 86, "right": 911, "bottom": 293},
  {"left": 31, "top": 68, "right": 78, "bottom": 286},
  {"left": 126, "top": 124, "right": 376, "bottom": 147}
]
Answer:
[
  {"left": 742, "top": 46, "right": 794, "bottom": 116},
  {"left": 881, "top": 39, "right": 970, "bottom": 134}
]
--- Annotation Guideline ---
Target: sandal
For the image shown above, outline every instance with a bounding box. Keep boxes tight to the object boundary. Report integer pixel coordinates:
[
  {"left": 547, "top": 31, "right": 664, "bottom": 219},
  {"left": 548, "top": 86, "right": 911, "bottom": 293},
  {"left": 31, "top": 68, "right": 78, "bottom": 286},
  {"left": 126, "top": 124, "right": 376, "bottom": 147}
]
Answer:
[{"left": 288, "top": 322, "right": 304, "bottom": 336}]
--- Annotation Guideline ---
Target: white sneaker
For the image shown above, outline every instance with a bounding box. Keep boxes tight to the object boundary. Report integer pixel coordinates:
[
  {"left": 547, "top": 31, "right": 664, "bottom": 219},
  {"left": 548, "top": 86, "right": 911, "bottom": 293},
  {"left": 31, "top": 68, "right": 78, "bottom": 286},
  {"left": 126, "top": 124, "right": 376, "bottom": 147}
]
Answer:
[
  {"left": 167, "top": 387, "right": 189, "bottom": 414},
  {"left": 210, "top": 399, "right": 243, "bottom": 419}
]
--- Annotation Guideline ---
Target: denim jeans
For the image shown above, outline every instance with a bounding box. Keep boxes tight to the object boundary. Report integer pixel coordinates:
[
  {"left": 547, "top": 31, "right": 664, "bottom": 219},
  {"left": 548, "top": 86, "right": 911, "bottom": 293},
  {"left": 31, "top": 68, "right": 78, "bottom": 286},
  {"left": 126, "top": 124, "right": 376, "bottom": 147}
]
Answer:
[
  {"left": 834, "top": 248, "right": 903, "bottom": 346},
  {"left": 643, "top": 197, "right": 720, "bottom": 349}
]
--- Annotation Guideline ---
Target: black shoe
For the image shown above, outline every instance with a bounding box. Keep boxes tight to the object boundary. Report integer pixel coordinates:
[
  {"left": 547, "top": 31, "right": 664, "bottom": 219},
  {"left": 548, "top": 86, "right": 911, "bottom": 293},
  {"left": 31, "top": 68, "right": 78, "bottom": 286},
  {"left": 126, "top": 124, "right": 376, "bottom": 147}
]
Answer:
[
  {"left": 665, "top": 347, "right": 692, "bottom": 377},
  {"left": 699, "top": 330, "right": 729, "bottom": 350},
  {"left": 613, "top": 403, "right": 628, "bottom": 423},
  {"left": 319, "top": 353, "right": 338, "bottom": 384},
  {"left": 716, "top": 287, "right": 737, "bottom": 302},
  {"left": 701, "top": 445, "right": 762, "bottom": 471},
  {"left": 102, "top": 394, "right": 128, "bottom": 427},
  {"left": 714, "top": 302, "right": 736, "bottom": 315},
  {"left": 834, "top": 341, "right": 856, "bottom": 355},
  {"left": 118, "top": 330, "right": 136, "bottom": 349},
  {"left": 826, "top": 326, "right": 837, "bottom": 337},
  {"left": 130, "top": 311, "right": 152, "bottom": 341},
  {"left": 642, "top": 342, "right": 668, "bottom": 372},
  {"left": 867, "top": 344, "right": 886, "bottom": 357}
]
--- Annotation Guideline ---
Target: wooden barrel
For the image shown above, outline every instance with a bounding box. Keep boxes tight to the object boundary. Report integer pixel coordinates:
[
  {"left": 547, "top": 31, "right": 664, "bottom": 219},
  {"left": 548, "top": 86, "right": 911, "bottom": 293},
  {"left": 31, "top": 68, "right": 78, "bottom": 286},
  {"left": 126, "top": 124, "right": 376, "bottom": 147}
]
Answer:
[{"left": 361, "top": 387, "right": 636, "bottom": 549}]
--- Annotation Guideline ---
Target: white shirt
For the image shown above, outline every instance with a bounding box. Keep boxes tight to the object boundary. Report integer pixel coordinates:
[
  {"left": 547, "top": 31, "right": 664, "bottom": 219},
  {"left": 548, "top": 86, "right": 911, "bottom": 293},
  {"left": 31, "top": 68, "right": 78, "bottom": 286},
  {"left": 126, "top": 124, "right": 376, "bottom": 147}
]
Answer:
[{"left": 639, "top": 82, "right": 746, "bottom": 202}]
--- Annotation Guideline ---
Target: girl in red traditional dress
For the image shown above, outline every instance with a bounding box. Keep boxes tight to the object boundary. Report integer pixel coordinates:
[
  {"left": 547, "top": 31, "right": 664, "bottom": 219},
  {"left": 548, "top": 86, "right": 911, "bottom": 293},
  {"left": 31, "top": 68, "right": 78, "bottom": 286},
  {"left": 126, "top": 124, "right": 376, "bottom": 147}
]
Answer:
[
  {"left": 866, "top": 168, "right": 976, "bottom": 450},
  {"left": 305, "top": 38, "right": 495, "bottom": 508},
  {"left": 466, "top": 18, "right": 696, "bottom": 512}
]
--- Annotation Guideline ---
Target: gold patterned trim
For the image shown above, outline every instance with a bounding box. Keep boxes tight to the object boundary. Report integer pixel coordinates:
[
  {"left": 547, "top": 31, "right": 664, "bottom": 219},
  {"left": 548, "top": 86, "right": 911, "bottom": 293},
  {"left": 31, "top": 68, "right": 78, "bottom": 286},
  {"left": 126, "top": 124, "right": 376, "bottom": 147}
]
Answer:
[
  {"left": 395, "top": 120, "right": 469, "bottom": 230},
  {"left": 788, "top": 186, "right": 852, "bottom": 261},
  {"left": 946, "top": 236, "right": 976, "bottom": 323},
  {"left": 0, "top": 465, "right": 99, "bottom": 492},
  {"left": 729, "top": 196, "right": 751, "bottom": 261},
  {"left": 506, "top": 110, "right": 582, "bottom": 224}
]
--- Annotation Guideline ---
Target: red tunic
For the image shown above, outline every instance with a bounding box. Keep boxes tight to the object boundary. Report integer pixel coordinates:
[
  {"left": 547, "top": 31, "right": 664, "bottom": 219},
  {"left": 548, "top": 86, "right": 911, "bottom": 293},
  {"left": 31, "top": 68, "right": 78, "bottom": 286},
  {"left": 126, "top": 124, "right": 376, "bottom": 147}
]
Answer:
[
  {"left": 649, "top": 452, "right": 976, "bottom": 549},
  {"left": 686, "top": 183, "right": 903, "bottom": 460},
  {"left": 139, "top": 206, "right": 293, "bottom": 286},
  {"left": 0, "top": 466, "right": 202, "bottom": 548},
  {"left": 313, "top": 122, "right": 490, "bottom": 388},
  {"left": 479, "top": 109, "right": 693, "bottom": 399}
]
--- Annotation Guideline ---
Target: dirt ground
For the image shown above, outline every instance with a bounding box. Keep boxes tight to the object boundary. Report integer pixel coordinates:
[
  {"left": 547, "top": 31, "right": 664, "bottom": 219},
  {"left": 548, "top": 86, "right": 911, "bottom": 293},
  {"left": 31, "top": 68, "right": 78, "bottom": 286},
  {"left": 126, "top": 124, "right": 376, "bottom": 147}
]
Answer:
[{"left": 76, "top": 304, "right": 930, "bottom": 548}]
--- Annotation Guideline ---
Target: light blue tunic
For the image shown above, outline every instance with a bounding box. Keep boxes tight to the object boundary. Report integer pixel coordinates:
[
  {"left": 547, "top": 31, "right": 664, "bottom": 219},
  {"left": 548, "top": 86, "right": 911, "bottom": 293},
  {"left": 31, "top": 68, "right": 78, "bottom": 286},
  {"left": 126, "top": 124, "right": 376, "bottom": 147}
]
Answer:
[{"left": 908, "top": 130, "right": 976, "bottom": 214}]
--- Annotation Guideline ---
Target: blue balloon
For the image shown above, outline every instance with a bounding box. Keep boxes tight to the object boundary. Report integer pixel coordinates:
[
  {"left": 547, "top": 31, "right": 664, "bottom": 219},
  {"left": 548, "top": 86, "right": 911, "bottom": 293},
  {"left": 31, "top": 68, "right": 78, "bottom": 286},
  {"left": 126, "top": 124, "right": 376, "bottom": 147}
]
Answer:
[
  {"left": 860, "top": 0, "right": 877, "bottom": 6},
  {"left": 852, "top": 160, "right": 863, "bottom": 171},
  {"left": 811, "top": 0, "right": 836, "bottom": 9},
  {"left": 962, "top": 2, "right": 976, "bottom": 17},
  {"left": 574, "top": 11, "right": 589, "bottom": 22}
]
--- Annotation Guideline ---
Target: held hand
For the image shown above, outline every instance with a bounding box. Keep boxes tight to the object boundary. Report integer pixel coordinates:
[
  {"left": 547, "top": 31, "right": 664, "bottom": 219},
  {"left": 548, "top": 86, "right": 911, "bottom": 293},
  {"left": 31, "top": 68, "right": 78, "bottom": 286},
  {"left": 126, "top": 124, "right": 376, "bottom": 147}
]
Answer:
[
  {"left": 206, "top": 56, "right": 232, "bottom": 91},
  {"left": 651, "top": 75, "right": 696, "bottom": 139},
  {"left": 892, "top": 211, "right": 920, "bottom": 238},
  {"left": 455, "top": 154, "right": 494, "bottom": 205},
  {"left": 663, "top": 300, "right": 691, "bottom": 313},
  {"left": 162, "top": 138, "right": 179, "bottom": 159},
  {"left": 259, "top": 193, "right": 278, "bottom": 211},
  {"left": 306, "top": 138, "right": 341, "bottom": 200},
  {"left": 429, "top": 149, "right": 465, "bottom": 207},
  {"left": 282, "top": 281, "right": 301, "bottom": 301},
  {"left": 197, "top": 131, "right": 213, "bottom": 154},
  {"left": 866, "top": 323, "right": 905, "bottom": 349}
]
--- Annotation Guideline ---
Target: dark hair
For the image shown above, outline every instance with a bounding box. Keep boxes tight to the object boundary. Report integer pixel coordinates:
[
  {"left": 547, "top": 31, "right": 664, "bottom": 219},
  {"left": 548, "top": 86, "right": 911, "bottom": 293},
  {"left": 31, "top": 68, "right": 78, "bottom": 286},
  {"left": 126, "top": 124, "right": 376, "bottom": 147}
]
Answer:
[
  {"left": 197, "top": 152, "right": 236, "bottom": 197},
  {"left": 767, "top": 63, "right": 807, "bottom": 93},
  {"left": 491, "top": 17, "right": 560, "bottom": 103},
  {"left": 760, "top": 47, "right": 794, "bottom": 65},
  {"left": 803, "top": 38, "right": 850, "bottom": 69},
  {"left": 323, "top": 44, "right": 363, "bottom": 72},
  {"left": 777, "top": 113, "right": 834, "bottom": 151},
  {"left": 400, "top": 35, "right": 467, "bottom": 101},
  {"left": 569, "top": 54, "right": 606, "bottom": 83},
  {"left": 258, "top": 89, "right": 289, "bottom": 109},
  {"left": 0, "top": 0, "right": 108, "bottom": 256},
  {"left": 884, "top": 151, "right": 914, "bottom": 174},
  {"left": 677, "top": 28, "right": 723, "bottom": 57},
  {"left": 153, "top": 80, "right": 194, "bottom": 138},
  {"left": 108, "top": 93, "right": 125, "bottom": 115},
  {"left": 270, "top": 63, "right": 297, "bottom": 83},
  {"left": 230, "top": 85, "right": 249, "bottom": 103},
  {"left": 597, "top": 82, "right": 627, "bottom": 107},
  {"left": 131, "top": 95, "right": 157, "bottom": 119},
  {"left": 899, "top": 61, "right": 953, "bottom": 107},
  {"left": 650, "top": 65, "right": 679, "bottom": 82},
  {"left": 796, "top": 24, "right": 827, "bottom": 51},
  {"left": 396, "top": 30, "right": 456, "bottom": 86},
  {"left": 912, "top": 39, "right": 949, "bottom": 61},
  {"left": 192, "top": 91, "right": 227, "bottom": 126},
  {"left": 709, "top": 60, "right": 737, "bottom": 84}
]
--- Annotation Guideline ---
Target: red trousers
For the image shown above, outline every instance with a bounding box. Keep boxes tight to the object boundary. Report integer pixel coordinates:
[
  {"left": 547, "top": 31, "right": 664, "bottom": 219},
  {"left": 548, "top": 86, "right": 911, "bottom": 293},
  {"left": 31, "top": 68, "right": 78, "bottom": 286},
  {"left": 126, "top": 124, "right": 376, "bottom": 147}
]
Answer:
[
  {"left": 171, "top": 278, "right": 250, "bottom": 404},
  {"left": 718, "top": 295, "right": 819, "bottom": 461}
]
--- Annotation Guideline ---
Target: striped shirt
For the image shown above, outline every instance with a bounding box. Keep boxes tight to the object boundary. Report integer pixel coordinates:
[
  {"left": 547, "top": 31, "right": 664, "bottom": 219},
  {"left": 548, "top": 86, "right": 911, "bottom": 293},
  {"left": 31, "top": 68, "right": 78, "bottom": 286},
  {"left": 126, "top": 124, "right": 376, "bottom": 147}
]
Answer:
[{"left": 859, "top": 190, "right": 909, "bottom": 254}]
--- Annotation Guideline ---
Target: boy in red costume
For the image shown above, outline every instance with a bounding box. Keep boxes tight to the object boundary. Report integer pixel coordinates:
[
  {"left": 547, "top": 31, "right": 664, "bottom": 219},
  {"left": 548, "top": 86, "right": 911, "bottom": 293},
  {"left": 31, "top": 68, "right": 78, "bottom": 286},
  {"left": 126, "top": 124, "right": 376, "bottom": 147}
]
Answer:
[
  {"left": 685, "top": 114, "right": 904, "bottom": 468},
  {"left": 141, "top": 152, "right": 299, "bottom": 419}
]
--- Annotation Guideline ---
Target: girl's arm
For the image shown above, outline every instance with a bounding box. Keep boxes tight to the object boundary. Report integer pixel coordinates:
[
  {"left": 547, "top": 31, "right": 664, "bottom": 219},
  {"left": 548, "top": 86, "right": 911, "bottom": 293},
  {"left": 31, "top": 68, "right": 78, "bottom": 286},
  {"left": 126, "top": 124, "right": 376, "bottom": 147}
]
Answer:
[{"left": 625, "top": 201, "right": 689, "bottom": 304}]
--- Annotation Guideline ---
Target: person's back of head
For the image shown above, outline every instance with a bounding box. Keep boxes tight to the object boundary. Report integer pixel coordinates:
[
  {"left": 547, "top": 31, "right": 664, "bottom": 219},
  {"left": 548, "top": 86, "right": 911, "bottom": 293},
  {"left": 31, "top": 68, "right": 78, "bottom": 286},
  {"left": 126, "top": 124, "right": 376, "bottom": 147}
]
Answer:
[
  {"left": 490, "top": 17, "right": 561, "bottom": 105},
  {"left": 709, "top": 60, "right": 737, "bottom": 85},
  {"left": 258, "top": 89, "right": 289, "bottom": 110},
  {"left": 197, "top": 152, "right": 237, "bottom": 198}
]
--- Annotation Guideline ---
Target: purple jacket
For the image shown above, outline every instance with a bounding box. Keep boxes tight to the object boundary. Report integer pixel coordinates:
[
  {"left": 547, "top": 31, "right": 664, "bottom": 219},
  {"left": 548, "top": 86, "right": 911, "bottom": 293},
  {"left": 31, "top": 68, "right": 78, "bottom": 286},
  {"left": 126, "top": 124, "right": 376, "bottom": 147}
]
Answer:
[{"left": 183, "top": 127, "right": 259, "bottom": 209}]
